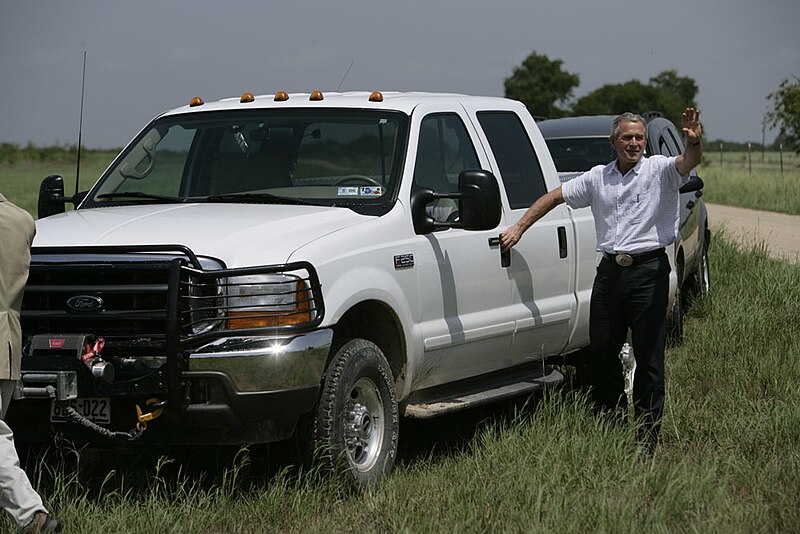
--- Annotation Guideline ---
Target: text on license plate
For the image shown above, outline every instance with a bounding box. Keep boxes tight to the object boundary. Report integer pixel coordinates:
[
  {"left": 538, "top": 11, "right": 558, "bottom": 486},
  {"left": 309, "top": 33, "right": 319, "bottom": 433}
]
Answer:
[{"left": 50, "top": 398, "right": 111, "bottom": 424}]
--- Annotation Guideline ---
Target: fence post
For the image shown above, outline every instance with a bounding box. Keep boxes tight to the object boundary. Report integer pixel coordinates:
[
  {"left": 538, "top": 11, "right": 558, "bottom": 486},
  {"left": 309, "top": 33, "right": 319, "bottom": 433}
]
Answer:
[
  {"left": 748, "top": 143, "right": 752, "bottom": 173},
  {"left": 719, "top": 143, "right": 723, "bottom": 165},
  {"left": 779, "top": 143, "right": 783, "bottom": 175}
]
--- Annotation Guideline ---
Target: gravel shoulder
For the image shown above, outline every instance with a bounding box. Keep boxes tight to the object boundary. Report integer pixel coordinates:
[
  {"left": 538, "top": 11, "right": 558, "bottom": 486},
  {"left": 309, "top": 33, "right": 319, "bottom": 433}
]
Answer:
[{"left": 706, "top": 203, "right": 800, "bottom": 264}]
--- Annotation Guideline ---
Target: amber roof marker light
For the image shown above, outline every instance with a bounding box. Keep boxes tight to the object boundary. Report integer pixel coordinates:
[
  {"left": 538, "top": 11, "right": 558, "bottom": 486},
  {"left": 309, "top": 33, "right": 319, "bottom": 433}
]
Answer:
[
  {"left": 274, "top": 91, "right": 289, "bottom": 102},
  {"left": 240, "top": 92, "right": 255, "bottom": 103},
  {"left": 369, "top": 91, "right": 384, "bottom": 102},
  {"left": 189, "top": 96, "right": 204, "bottom": 107},
  {"left": 309, "top": 91, "right": 324, "bottom": 101}
]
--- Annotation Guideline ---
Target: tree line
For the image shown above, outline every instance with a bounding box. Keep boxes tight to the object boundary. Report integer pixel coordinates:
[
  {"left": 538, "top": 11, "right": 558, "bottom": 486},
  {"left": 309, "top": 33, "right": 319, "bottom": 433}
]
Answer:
[
  {"left": 504, "top": 51, "right": 799, "bottom": 153},
  {"left": 0, "top": 142, "right": 83, "bottom": 165}
]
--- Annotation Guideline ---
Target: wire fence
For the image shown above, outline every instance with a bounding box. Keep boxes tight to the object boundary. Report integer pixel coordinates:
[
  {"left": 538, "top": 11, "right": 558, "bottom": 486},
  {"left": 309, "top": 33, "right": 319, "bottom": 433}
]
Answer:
[{"left": 706, "top": 144, "right": 799, "bottom": 174}]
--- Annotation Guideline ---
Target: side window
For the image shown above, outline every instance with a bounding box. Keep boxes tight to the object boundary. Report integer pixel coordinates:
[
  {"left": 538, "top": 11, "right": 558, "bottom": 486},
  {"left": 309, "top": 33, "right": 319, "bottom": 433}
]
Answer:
[
  {"left": 665, "top": 125, "right": 685, "bottom": 153},
  {"left": 413, "top": 114, "right": 480, "bottom": 223},
  {"left": 413, "top": 114, "right": 479, "bottom": 192},
  {"left": 654, "top": 121, "right": 682, "bottom": 157},
  {"left": 658, "top": 135, "right": 675, "bottom": 157},
  {"left": 477, "top": 111, "right": 547, "bottom": 209}
]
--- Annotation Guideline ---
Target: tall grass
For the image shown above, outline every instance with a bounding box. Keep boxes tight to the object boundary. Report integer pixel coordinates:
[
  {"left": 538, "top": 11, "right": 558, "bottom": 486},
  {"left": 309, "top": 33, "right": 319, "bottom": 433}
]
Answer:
[
  {"left": 700, "top": 151, "right": 800, "bottom": 215},
  {"left": 4, "top": 234, "right": 798, "bottom": 532}
]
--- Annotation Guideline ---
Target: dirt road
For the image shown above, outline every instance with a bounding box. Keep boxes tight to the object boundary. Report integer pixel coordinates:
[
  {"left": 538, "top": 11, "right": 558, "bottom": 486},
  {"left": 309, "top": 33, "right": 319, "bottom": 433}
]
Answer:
[{"left": 706, "top": 203, "right": 800, "bottom": 263}]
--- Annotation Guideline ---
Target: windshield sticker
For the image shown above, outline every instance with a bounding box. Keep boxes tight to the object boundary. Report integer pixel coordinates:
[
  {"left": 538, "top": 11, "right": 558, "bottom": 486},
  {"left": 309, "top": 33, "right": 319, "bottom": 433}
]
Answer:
[
  {"left": 338, "top": 187, "right": 360, "bottom": 196},
  {"left": 360, "top": 186, "right": 383, "bottom": 196}
]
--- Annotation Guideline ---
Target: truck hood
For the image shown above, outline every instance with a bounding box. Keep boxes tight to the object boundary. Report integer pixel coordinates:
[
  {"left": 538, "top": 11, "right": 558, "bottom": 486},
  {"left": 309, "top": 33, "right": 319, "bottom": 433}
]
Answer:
[{"left": 33, "top": 203, "right": 369, "bottom": 266}]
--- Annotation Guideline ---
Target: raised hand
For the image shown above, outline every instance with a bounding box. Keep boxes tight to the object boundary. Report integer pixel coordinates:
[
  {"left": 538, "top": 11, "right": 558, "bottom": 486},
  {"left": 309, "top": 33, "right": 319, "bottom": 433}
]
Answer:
[{"left": 681, "top": 107, "right": 702, "bottom": 144}]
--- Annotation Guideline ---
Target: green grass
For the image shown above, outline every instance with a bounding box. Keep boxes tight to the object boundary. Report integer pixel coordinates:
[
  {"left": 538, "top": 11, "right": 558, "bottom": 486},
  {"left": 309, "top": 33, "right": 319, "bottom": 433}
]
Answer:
[
  {"left": 0, "top": 150, "right": 118, "bottom": 215},
  {"left": 700, "top": 151, "right": 800, "bottom": 215},
  {"left": 4, "top": 234, "right": 798, "bottom": 533}
]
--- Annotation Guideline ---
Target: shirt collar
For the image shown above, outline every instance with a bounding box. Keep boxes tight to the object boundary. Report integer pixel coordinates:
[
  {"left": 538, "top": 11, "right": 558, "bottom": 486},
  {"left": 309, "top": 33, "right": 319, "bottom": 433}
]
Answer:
[{"left": 608, "top": 156, "right": 645, "bottom": 179}]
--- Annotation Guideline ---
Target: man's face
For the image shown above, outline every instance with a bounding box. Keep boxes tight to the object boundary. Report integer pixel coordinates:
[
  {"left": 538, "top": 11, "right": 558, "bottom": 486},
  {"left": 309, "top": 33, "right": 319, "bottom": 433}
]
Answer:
[{"left": 611, "top": 120, "right": 646, "bottom": 169}]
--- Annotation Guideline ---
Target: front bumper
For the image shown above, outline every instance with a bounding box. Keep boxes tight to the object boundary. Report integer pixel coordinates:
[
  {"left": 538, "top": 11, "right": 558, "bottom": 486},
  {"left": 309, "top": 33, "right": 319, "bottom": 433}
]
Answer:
[
  {"left": 11, "top": 328, "right": 333, "bottom": 445},
  {"left": 181, "top": 329, "right": 333, "bottom": 428}
]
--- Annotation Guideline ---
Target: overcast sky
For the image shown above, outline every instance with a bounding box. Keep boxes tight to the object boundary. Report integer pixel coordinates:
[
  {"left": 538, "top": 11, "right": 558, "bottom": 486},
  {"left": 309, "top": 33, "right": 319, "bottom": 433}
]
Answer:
[{"left": 1, "top": 0, "right": 798, "bottom": 149}]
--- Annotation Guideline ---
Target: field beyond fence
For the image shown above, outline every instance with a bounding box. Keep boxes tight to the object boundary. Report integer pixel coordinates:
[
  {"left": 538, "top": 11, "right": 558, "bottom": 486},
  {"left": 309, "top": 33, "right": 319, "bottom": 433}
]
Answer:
[
  {"left": 701, "top": 150, "right": 800, "bottom": 216},
  {"left": 0, "top": 149, "right": 119, "bottom": 215}
]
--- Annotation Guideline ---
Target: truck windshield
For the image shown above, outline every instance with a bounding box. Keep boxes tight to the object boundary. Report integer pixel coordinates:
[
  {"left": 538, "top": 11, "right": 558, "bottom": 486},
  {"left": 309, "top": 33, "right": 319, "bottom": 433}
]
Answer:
[{"left": 85, "top": 109, "right": 408, "bottom": 214}]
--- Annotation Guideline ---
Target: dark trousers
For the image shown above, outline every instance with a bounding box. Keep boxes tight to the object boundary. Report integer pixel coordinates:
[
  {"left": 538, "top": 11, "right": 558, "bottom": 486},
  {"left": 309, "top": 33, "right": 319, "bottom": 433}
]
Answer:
[{"left": 588, "top": 251, "right": 670, "bottom": 449}]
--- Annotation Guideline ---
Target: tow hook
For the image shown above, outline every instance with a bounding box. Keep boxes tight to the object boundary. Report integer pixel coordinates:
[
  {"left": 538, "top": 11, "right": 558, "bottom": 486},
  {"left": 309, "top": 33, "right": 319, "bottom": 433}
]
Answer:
[
  {"left": 81, "top": 337, "right": 114, "bottom": 383},
  {"left": 50, "top": 391, "right": 167, "bottom": 442}
]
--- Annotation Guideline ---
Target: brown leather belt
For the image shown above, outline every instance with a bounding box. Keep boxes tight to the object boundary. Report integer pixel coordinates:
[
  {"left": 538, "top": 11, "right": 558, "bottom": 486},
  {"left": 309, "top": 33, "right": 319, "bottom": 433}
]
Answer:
[{"left": 603, "top": 248, "right": 665, "bottom": 267}]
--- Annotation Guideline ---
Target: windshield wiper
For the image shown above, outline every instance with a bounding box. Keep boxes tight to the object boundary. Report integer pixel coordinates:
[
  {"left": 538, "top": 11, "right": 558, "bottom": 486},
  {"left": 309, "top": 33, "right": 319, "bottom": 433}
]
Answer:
[
  {"left": 204, "top": 192, "right": 312, "bottom": 205},
  {"left": 96, "top": 192, "right": 183, "bottom": 203}
]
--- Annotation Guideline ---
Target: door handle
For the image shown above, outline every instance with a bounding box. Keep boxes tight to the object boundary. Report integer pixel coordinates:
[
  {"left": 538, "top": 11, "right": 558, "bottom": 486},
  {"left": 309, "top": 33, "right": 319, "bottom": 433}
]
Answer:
[
  {"left": 488, "top": 236, "right": 511, "bottom": 268},
  {"left": 686, "top": 200, "right": 696, "bottom": 209},
  {"left": 557, "top": 226, "right": 568, "bottom": 258}
]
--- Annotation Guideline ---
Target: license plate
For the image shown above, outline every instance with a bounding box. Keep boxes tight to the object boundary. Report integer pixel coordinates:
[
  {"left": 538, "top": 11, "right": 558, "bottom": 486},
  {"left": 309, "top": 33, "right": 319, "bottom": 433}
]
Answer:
[{"left": 50, "top": 398, "right": 111, "bottom": 424}]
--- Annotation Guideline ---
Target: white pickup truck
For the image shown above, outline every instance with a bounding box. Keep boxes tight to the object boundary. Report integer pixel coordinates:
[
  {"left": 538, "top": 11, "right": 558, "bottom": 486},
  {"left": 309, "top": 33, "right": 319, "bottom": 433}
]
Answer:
[{"left": 11, "top": 91, "right": 698, "bottom": 488}]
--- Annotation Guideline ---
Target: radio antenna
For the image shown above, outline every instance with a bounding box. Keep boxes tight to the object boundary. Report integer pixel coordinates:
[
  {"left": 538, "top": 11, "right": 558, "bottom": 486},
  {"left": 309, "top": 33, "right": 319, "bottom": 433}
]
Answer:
[
  {"left": 75, "top": 50, "right": 87, "bottom": 197},
  {"left": 336, "top": 60, "right": 355, "bottom": 92}
]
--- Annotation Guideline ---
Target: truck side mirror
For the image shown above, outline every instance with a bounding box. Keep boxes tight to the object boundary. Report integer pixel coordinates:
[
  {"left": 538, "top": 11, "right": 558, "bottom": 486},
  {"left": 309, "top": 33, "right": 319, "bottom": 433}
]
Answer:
[
  {"left": 38, "top": 175, "right": 66, "bottom": 219},
  {"left": 679, "top": 175, "right": 704, "bottom": 194},
  {"left": 410, "top": 188, "right": 436, "bottom": 235},
  {"left": 458, "top": 170, "right": 501, "bottom": 231},
  {"left": 410, "top": 169, "right": 501, "bottom": 235}
]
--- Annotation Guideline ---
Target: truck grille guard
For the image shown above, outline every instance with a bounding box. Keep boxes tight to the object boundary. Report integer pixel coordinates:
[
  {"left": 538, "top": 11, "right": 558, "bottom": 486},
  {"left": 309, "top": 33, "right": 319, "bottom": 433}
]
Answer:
[{"left": 21, "top": 244, "right": 325, "bottom": 416}]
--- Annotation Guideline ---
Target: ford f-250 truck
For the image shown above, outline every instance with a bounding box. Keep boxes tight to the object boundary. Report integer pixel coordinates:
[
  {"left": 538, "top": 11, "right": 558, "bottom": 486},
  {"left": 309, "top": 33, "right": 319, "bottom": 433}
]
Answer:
[{"left": 10, "top": 91, "right": 700, "bottom": 488}]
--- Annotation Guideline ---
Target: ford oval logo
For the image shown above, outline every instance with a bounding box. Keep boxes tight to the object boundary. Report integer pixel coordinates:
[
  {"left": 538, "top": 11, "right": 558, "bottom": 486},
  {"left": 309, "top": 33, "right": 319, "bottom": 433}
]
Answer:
[{"left": 66, "top": 295, "right": 104, "bottom": 312}]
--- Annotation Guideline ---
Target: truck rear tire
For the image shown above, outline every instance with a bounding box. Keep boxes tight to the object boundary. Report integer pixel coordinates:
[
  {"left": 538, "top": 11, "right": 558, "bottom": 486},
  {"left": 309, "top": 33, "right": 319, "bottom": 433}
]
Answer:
[
  {"left": 667, "top": 264, "right": 684, "bottom": 347},
  {"left": 314, "top": 339, "right": 398, "bottom": 489},
  {"left": 691, "top": 238, "right": 711, "bottom": 299}
]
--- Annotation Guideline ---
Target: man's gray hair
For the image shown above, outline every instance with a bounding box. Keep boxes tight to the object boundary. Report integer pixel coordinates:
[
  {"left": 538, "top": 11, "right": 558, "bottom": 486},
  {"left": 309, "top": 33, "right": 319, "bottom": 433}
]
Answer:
[{"left": 611, "top": 112, "right": 647, "bottom": 139}]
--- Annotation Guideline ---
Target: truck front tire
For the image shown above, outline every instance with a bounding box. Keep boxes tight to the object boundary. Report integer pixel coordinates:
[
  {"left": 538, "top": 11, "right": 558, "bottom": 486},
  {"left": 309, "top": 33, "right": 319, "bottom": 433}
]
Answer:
[{"left": 314, "top": 338, "right": 398, "bottom": 489}]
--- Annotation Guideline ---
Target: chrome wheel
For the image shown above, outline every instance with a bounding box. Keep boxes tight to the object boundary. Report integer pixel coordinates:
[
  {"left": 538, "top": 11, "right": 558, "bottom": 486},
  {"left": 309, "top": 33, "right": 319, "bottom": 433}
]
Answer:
[{"left": 344, "top": 377, "right": 384, "bottom": 472}]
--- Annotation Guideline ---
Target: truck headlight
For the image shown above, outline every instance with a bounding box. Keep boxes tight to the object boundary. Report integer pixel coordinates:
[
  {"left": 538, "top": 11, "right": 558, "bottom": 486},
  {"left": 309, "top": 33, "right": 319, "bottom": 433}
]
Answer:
[
  {"left": 188, "top": 278, "right": 224, "bottom": 335},
  {"left": 225, "top": 274, "right": 313, "bottom": 329}
]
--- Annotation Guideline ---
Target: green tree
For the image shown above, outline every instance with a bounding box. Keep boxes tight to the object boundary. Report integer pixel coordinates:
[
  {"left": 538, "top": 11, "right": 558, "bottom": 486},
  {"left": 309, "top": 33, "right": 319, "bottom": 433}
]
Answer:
[
  {"left": 504, "top": 51, "right": 579, "bottom": 119},
  {"left": 767, "top": 76, "right": 800, "bottom": 152},
  {"left": 572, "top": 80, "right": 661, "bottom": 117},
  {"left": 649, "top": 70, "right": 698, "bottom": 104},
  {"left": 649, "top": 70, "right": 699, "bottom": 126},
  {"left": 571, "top": 70, "right": 698, "bottom": 127}
]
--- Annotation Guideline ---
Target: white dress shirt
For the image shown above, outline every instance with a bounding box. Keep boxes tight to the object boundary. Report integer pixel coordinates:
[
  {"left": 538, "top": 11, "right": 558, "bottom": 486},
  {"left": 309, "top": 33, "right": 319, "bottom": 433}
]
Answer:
[{"left": 561, "top": 155, "right": 689, "bottom": 254}]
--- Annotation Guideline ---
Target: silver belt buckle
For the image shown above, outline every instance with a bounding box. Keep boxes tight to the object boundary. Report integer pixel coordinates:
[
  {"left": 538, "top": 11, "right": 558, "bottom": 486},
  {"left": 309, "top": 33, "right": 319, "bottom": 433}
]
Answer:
[{"left": 615, "top": 253, "right": 633, "bottom": 267}]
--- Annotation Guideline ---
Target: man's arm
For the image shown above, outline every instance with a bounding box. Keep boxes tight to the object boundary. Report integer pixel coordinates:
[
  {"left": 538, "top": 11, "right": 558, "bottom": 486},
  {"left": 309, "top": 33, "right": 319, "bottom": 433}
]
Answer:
[
  {"left": 675, "top": 107, "right": 703, "bottom": 176},
  {"left": 499, "top": 186, "right": 564, "bottom": 251}
]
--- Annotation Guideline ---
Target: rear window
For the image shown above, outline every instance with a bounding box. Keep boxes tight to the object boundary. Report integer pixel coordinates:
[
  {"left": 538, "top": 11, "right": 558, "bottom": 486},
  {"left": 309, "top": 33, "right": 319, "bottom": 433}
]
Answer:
[
  {"left": 477, "top": 111, "right": 547, "bottom": 209},
  {"left": 544, "top": 137, "right": 616, "bottom": 172}
]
